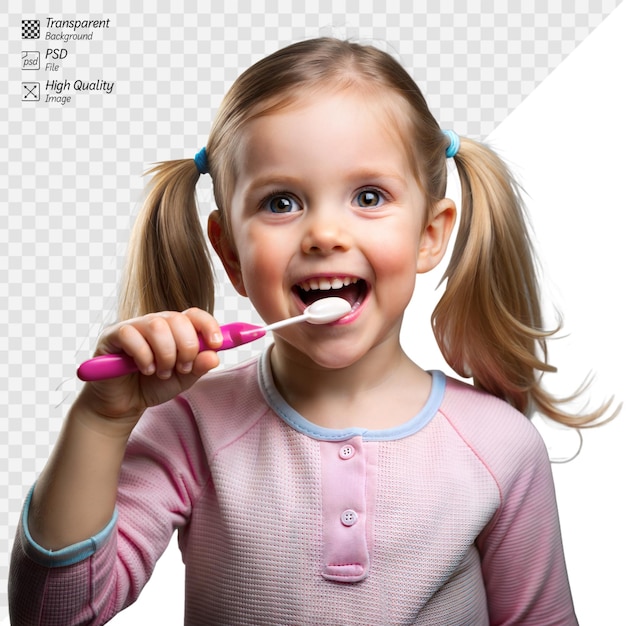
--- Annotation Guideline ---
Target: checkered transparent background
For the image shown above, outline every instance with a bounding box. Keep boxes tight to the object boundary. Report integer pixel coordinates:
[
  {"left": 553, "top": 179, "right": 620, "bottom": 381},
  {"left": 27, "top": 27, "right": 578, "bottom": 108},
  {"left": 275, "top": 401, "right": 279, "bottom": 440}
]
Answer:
[{"left": 0, "top": 0, "right": 621, "bottom": 616}]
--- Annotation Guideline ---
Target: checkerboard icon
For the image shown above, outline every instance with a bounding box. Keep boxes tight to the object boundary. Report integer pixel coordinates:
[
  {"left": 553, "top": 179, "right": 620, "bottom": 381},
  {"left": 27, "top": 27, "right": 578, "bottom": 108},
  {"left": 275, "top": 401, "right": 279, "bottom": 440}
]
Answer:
[{"left": 22, "top": 19, "right": 40, "bottom": 39}]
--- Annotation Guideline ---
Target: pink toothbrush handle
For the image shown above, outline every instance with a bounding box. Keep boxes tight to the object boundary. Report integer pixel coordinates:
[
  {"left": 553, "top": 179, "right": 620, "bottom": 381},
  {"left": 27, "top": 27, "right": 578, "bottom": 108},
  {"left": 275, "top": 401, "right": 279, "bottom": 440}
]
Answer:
[{"left": 76, "top": 322, "right": 266, "bottom": 382}]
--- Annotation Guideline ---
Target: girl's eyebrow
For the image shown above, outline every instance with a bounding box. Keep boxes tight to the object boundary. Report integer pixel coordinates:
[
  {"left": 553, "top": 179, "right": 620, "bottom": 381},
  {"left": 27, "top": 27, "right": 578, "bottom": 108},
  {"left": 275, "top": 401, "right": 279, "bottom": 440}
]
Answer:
[
  {"left": 346, "top": 168, "right": 407, "bottom": 187},
  {"left": 242, "top": 174, "right": 302, "bottom": 193},
  {"left": 242, "top": 169, "right": 407, "bottom": 194}
]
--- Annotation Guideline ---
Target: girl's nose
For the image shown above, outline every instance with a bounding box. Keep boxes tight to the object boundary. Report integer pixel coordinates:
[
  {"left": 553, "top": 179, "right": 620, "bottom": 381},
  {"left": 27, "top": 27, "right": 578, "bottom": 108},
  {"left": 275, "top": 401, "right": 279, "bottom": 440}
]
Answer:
[{"left": 300, "top": 210, "right": 353, "bottom": 256}]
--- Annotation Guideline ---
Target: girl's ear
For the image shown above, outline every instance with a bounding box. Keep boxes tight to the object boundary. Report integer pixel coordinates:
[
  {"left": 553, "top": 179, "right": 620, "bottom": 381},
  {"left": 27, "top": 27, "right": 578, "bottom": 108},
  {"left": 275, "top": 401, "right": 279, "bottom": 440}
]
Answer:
[
  {"left": 416, "top": 198, "right": 457, "bottom": 274},
  {"left": 207, "top": 211, "right": 248, "bottom": 296}
]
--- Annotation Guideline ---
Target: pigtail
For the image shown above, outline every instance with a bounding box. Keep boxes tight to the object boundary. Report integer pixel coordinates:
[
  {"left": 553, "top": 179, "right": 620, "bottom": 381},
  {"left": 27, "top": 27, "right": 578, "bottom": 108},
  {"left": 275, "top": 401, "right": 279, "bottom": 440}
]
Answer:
[
  {"left": 432, "top": 137, "right": 613, "bottom": 426},
  {"left": 118, "top": 158, "right": 215, "bottom": 320}
]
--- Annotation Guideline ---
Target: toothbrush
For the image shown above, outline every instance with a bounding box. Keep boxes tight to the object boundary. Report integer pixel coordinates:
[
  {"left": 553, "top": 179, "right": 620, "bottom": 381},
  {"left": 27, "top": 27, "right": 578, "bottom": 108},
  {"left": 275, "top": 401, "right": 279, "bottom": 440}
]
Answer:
[{"left": 76, "top": 297, "right": 352, "bottom": 382}]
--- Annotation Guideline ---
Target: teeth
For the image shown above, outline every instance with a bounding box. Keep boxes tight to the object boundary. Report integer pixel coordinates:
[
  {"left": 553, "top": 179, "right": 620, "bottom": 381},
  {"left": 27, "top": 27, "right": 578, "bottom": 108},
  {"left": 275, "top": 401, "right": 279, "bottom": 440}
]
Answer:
[{"left": 298, "top": 276, "right": 358, "bottom": 292}]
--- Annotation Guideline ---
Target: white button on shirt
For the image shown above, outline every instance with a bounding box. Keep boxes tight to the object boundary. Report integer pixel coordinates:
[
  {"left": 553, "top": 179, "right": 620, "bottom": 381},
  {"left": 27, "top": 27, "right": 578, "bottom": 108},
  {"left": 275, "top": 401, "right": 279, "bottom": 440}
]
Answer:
[
  {"left": 339, "top": 444, "right": 355, "bottom": 460},
  {"left": 340, "top": 509, "right": 358, "bottom": 527}
]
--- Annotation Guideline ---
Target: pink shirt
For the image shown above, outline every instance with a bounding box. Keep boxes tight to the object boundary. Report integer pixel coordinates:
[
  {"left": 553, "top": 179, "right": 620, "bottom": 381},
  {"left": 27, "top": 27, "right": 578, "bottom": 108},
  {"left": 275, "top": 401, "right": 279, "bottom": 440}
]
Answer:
[{"left": 10, "top": 349, "right": 577, "bottom": 624}]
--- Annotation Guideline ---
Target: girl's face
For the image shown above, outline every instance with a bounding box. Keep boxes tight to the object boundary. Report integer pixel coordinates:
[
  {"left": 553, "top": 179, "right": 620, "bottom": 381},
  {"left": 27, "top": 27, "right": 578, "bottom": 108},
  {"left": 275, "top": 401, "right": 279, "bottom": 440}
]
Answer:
[{"left": 210, "top": 88, "right": 454, "bottom": 370}]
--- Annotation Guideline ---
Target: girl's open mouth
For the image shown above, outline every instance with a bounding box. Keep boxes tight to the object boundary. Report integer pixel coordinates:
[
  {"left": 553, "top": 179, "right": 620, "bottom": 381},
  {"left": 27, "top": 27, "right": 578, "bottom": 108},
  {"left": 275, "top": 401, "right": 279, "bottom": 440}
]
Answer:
[{"left": 293, "top": 276, "right": 369, "bottom": 313}]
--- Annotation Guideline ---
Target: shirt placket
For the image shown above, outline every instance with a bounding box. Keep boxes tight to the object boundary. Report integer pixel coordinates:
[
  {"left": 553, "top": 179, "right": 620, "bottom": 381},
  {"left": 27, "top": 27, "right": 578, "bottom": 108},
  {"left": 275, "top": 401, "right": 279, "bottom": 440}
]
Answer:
[{"left": 319, "top": 437, "right": 376, "bottom": 583}]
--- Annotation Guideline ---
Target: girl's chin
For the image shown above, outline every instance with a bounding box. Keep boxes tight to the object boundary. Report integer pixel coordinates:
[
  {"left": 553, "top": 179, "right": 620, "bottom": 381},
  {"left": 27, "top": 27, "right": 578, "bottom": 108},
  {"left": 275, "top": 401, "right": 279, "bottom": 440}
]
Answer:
[{"left": 273, "top": 335, "right": 376, "bottom": 371}]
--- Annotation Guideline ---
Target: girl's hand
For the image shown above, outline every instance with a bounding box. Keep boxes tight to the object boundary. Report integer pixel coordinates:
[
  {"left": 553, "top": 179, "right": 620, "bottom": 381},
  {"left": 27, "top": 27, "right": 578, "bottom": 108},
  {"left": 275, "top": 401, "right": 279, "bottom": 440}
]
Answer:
[{"left": 77, "top": 308, "right": 223, "bottom": 427}]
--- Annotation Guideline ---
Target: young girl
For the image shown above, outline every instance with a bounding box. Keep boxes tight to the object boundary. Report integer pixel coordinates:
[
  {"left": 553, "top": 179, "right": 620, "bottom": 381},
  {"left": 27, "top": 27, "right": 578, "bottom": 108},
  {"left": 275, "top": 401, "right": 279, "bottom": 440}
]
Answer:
[{"left": 9, "top": 37, "right": 609, "bottom": 625}]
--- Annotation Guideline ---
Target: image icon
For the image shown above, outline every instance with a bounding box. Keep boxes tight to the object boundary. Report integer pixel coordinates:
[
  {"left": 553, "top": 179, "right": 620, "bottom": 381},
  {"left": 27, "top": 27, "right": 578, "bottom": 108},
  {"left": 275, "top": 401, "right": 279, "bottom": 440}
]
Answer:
[{"left": 22, "top": 82, "right": 40, "bottom": 101}]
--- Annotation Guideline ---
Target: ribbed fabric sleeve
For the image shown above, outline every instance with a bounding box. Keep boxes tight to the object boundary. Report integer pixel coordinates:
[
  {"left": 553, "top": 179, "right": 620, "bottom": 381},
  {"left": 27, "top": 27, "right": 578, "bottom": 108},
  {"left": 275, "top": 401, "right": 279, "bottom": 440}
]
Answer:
[{"left": 440, "top": 378, "right": 577, "bottom": 625}]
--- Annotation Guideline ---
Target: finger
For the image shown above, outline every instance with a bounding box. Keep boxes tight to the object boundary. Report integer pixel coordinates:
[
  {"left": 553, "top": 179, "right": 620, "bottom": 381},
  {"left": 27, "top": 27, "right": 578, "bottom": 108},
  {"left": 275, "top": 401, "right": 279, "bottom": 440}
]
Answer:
[
  {"left": 113, "top": 323, "right": 157, "bottom": 376},
  {"left": 191, "top": 349, "right": 221, "bottom": 377},
  {"left": 166, "top": 312, "right": 205, "bottom": 375},
  {"left": 183, "top": 307, "right": 224, "bottom": 350},
  {"left": 139, "top": 315, "right": 178, "bottom": 379}
]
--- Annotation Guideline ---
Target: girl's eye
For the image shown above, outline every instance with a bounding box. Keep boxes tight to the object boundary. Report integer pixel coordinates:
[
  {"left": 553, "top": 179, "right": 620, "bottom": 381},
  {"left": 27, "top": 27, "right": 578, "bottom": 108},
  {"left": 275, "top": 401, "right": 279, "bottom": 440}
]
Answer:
[
  {"left": 355, "top": 189, "right": 384, "bottom": 208},
  {"left": 264, "top": 194, "right": 302, "bottom": 214},
  {"left": 269, "top": 196, "right": 292, "bottom": 213}
]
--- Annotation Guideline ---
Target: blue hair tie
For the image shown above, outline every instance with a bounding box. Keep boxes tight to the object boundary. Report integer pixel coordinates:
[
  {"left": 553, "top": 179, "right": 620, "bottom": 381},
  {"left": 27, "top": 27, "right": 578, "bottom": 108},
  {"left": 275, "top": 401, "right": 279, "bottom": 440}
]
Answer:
[
  {"left": 442, "top": 130, "right": 460, "bottom": 158},
  {"left": 194, "top": 146, "right": 209, "bottom": 175}
]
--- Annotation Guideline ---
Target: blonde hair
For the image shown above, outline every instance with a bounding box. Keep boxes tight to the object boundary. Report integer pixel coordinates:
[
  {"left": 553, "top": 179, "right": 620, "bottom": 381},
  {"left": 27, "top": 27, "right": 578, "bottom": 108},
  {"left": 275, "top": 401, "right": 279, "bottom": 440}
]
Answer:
[{"left": 119, "top": 37, "right": 615, "bottom": 426}]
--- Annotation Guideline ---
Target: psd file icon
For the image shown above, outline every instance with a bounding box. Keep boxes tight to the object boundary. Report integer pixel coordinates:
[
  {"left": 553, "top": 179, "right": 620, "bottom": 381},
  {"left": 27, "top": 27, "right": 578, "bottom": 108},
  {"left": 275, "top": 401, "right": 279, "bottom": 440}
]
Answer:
[{"left": 22, "top": 51, "right": 40, "bottom": 70}]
